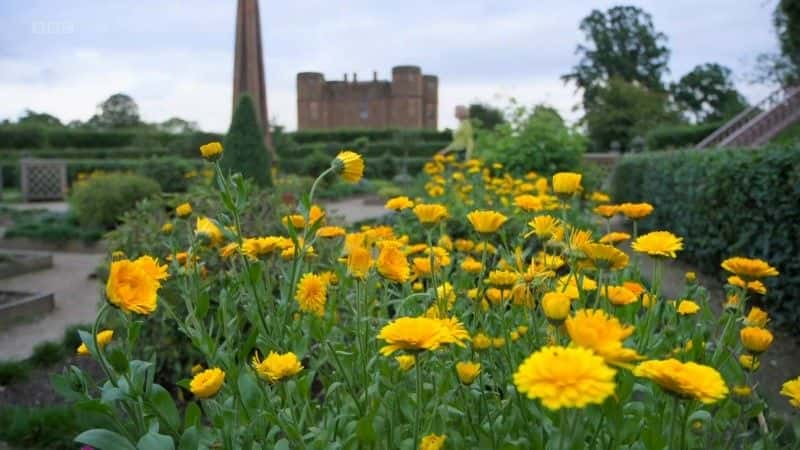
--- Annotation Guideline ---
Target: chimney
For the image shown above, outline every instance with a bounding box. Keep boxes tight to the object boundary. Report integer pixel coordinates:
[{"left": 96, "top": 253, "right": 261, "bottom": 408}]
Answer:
[
  {"left": 353, "top": 72, "right": 357, "bottom": 82},
  {"left": 373, "top": 70, "right": 378, "bottom": 81},
  {"left": 344, "top": 73, "right": 348, "bottom": 82}
]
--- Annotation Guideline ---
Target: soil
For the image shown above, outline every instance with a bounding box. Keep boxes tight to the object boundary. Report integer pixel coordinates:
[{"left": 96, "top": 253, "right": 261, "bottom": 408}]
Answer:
[{"left": 0, "top": 356, "right": 103, "bottom": 408}]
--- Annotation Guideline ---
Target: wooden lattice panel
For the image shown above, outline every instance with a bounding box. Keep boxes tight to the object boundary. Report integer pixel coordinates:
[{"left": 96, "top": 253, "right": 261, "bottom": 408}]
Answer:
[{"left": 20, "top": 158, "right": 67, "bottom": 201}]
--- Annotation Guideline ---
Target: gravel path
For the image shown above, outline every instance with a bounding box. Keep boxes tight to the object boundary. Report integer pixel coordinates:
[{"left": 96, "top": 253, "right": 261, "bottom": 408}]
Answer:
[{"left": 322, "top": 195, "right": 388, "bottom": 224}]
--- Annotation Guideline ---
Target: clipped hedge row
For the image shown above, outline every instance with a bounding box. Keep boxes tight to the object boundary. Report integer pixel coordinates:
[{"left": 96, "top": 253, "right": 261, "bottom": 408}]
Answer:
[
  {"left": 289, "top": 128, "right": 451, "bottom": 144},
  {"left": 1, "top": 157, "right": 204, "bottom": 192},
  {"left": 0, "top": 126, "right": 187, "bottom": 149},
  {"left": 0, "top": 146, "right": 172, "bottom": 161},
  {"left": 279, "top": 153, "right": 428, "bottom": 179},
  {"left": 611, "top": 146, "right": 800, "bottom": 329},
  {"left": 644, "top": 121, "right": 722, "bottom": 151}
]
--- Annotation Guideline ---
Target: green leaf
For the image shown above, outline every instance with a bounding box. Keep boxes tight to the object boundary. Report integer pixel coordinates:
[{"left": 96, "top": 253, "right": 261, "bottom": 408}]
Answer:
[
  {"left": 75, "top": 429, "right": 137, "bottom": 450},
  {"left": 275, "top": 438, "right": 291, "bottom": 450},
  {"left": 184, "top": 401, "right": 201, "bottom": 428},
  {"left": 137, "top": 431, "right": 175, "bottom": 450},
  {"left": 148, "top": 384, "right": 181, "bottom": 432},
  {"left": 178, "top": 426, "right": 199, "bottom": 450},
  {"left": 108, "top": 348, "right": 130, "bottom": 374},
  {"left": 356, "top": 415, "right": 376, "bottom": 443},
  {"left": 237, "top": 370, "right": 263, "bottom": 414}
]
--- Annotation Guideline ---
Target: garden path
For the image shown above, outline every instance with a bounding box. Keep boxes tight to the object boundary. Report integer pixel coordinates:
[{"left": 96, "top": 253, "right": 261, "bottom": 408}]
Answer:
[
  {"left": 0, "top": 251, "right": 102, "bottom": 360},
  {"left": 321, "top": 195, "right": 387, "bottom": 224},
  {"left": 2, "top": 201, "right": 69, "bottom": 213}
]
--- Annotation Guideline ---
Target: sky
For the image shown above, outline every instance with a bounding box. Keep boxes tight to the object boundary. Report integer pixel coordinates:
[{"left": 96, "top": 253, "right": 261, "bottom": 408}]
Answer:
[{"left": 0, "top": 0, "right": 781, "bottom": 132}]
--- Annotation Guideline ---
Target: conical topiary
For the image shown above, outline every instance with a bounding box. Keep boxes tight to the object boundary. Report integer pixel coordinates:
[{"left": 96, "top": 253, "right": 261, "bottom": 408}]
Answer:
[{"left": 221, "top": 94, "right": 272, "bottom": 187}]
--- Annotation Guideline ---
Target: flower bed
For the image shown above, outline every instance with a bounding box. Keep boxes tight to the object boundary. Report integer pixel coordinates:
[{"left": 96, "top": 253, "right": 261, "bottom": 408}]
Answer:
[{"left": 58, "top": 145, "right": 800, "bottom": 449}]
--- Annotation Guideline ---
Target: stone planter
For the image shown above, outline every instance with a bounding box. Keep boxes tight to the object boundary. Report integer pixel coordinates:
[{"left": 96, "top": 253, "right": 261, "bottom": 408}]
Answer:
[
  {"left": 0, "top": 290, "right": 55, "bottom": 327},
  {"left": 0, "top": 251, "right": 53, "bottom": 279}
]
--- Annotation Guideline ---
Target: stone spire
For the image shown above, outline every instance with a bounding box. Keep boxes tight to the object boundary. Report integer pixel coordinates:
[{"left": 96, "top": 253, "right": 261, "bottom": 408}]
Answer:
[{"left": 233, "top": 0, "right": 273, "bottom": 154}]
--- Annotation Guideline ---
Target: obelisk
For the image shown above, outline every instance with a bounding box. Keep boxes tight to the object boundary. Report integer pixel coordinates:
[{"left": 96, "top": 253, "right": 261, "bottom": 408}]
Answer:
[{"left": 233, "top": 0, "right": 274, "bottom": 155}]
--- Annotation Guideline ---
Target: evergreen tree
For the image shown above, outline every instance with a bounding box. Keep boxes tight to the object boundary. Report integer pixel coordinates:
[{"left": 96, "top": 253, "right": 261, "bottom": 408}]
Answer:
[{"left": 221, "top": 95, "right": 273, "bottom": 187}]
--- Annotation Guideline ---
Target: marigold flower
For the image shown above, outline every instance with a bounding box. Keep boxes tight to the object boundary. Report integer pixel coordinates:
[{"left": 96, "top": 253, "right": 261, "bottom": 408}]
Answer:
[
  {"left": 377, "top": 246, "right": 410, "bottom": 283},
  {"left": 190, "top": 367, "right": 225, "bottom": 398},
  {"left": 472, "top": 332, "right": 491, "bottom": 350},
  {"left": 377, "top": 317, "right": 464, "bottom": 355},
  {"left": 195, "top": 216, "right": 223, "bottom": 246},
  {"left": 593, "top": 204, "right": 618, "bottom": 218},
  {"left": 106, "top": 257, "right": 167, "bottom": 315},
  {"left": 317, "top": 226, "right": 346, "bottom": 238},
  {"left": 486, "top": 269, "right": 518, "bottom": 288},
  {"left": 76, "top": 329, "right": 113, "bottom": 356},
  {"left": 395, "top": 355, "right": 416, "bottom": 371},
  {"left": 583, "top": 243, "right": 629, "bottom": 270},
  {"left": 739, "top": 354, "right": 760, "bottom": 371},
  {"left": 676, "top": 300, "right": 701, "bottom": 315},
  {"left": 252, "top": 351, "right": 303, "bottom": 383},
  {"left": 732, "top": 385, "right": 752, "bottom": 397},
  {"left": 525, "top": 215, "right": 561, "bottom": 240},
  {"left": 514, "top": 194, "right": 543, "bottom": 212},
  {"left": 455, "top": 361, "right": 481, "bottom": 385},
  {"left": 472, "top": 242, "right": 497, "bottom": 255},
  {"left": 176, "top": 202, "right": 192, "bottom": 218},
  {"left": 780, "top": 376, "right": 800, "bottom": 408},
  {"left": 590, "top": 192, "right": 611, "bottom": 203},
  {"left": 460, "top": 257, "right": 482, "bottom": 274},
  {"left": 333, "top": 150, "right": 364, "bottom": 183},
  {"left": 605, "top": 285, "right": 639, "bottom": 306},
  {"left": 632, "top": 231, "right": 683, "bottom": 258},
  {"left": 485, "top": 287, "right": 511, "bottom": 305},
  {"left": 552, "top": 172, "right": 582, "bottom": 195},
  {"left": 727, "top": 276, "right": 767, "bottom": 294},
  {"left": 744, "top": 307, "right": 769, "bottom": 328},
  {"left": 513, "top": 346, "right": 616, "bottom": 410},
  {"left": 413, "top": 203, "right": 449, "bottom": 225},
  {"left": 467, "top": 210, "right": 508, "bottom": 234},
  {"left": 385, "top": 196, "right": 414, "bottom": 211},
  {"left": 420, "top": 434, "right": 447, "bottom": 450},
  {"left": 618, "top": 202, "right": 653, "bottom": 219},
  {"left": 242, "top": 236, "right": 290, "bottom": 259},
  {"left": 542, "top": 292, "right": 571, "bottom": 322},
  {"left": 295, "top": 273, "right": 328, "bottom": 316},
  {"left": 347, "top": 246, "right": 372, "bottom": 279},
  {"left": 721, "top": 257, "right": 779, "bottom": 281},
  {"left": 598, "top": 231, "right": 630, "bottom": 245},
  {"left": 199, "top": 141, "right": 223, "bottom": 161},
  {"left": 492, "top": 337, "right": 506, "bottom": 348},
  {"left": 454, "top": 239, "right": 475, "bottom": 253},
  {"left": 565, "top": 309, "right": 641, "bottom": 365},
  {"left": 556, "top": 274, "right": 597, "bottom": 299},
  {"left": 633, "top": 359, "right": 728, "bottom": 404},
  {"left": 740, "top": 326, "right": 773, "bottom": 353},
  {"left": 161, "top": 222, "right": 174, "bottom": 234}
]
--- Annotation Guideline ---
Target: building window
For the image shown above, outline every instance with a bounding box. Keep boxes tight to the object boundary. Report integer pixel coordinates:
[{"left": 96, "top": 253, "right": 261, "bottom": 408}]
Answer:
[
  {"left": 310, "top": 102, "right": 319, "bottom": 120},
  {"left": 360, "top": 101, "right": 369, "bottom": 121}
]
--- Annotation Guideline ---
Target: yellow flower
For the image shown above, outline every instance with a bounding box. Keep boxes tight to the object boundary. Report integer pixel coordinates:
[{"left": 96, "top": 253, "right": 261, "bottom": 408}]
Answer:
[
  {"left": 525, "top": 215, "right": 561, "bottom": 240},
  {"left": 676, "top": 300, "right": 701, "bottom": 315},
  {"left": 76, "top": 329, "right": 113, "bottom": 356},
  {"left": 472, "top": 242, "right": 497, "bottom": 255},
  {"left": 780, "top": 376, "right": 800, "bottom": 408},
  {"left": 632, "top": 231, "right": 683, "bottom": 258},
  {"left": 565, "top": 309, "right": 641, "bottom": 365},
  {"left": 295, "top": 273, "right": 328, "bottom": 316},
  {"left": 199, "top": 141, "right": 223, "bottom": 161},
  {"left": 189, "top": 367, "right": 225, "bottom": 398},
  {"left": 593, "top": 204, "right": 618, "bottom": 218},
  {"left": 590, "top": 191, "right": 611, "bottom": 203},
  {"left": 377, "top": 317, "right": 455, "bottom": 355},
  {"left": 347, "top": 246, "right": 372, "bottom": 279},
  {"left": 252, "top": 351, "right": 303, "bottom": 383},
  {"left": 195, "top": 216, "right": 223, "bottom": 246},
  {"left": 744, "top": 307, "right": 769, "bottom": 327},
  {"left": 176, "top": 202, "right": 192, "bottom": 218},
  {"left": 460, "top": 257, "right": 482, "bottom": 274},
  {"left": 633, "top": 359, "right": 728, "bottom": 404},
  {"left": 618, "top": 202, "right": 653, "bottom": 219},
  {"left": 556, "top": 274, "right": 597, "bottom": 299},
  {"left": 219, "top": 242, "right": 239, "bottom": 259},
  {"left": 604, "top": 285, "right": 638, "bottom": 306},
  {"left": 161, "top": 222, "right": 174, "bottom": 234},
  {"left": 732, "top": 385, "right": 752, "bottom": 397},
  {"left": 395, "top": 355, "right": 416, "bottom": 371},
  {"left": 552, "top": 172, "right": 582, "bottom": 195},
  {"left": 317, "top": 226, "right": 346, "bottom": 239},
  {"left": 598, "top": 231, "right": 630, "bottom": 245},
  {"left": 333, "top": 150, "right": 364, "bottom": 183},
  {"left": 106, "top": 258, "right": 166, "bottom": 315},
  {"left": 454, "top": 239, "right": 475, "bottom": 253},
  {"left": 740, "top": 327, "right": 773, "bottom": 353},
  {"left": 727, "top": 276, "right": 767, "bottom": 294},
  {"left": 420, "top": 434, "right": 447, "bottom": 450},
  {"left": 242, "top": 236, "right": 291, "bottom": 259},
  {"left": 513, "top": 346, "right": 616, "bottom": 410},
  {"left": 739, "top": 354, "right": 760, "bottom": 371},
  {"left": 191, "top": 364, "right": 204, "bottom": 375},
  {"left": 485, "top": 288, "right": 511, "bottom": 305},
  {"left": 514, "top": 194, "right": 543, "bottom": 212},
  {"left": 413, "top": 203, "right": 449, "bottom": 225},
  {"left": 583, "top": 243, "right": 629, "bottom": 270},
  {"left": 412, "top": 281, "right": 424, "bottom": 292},
  {"left": 685, "top": 271, "right": 697, "bottom": 282},
  {"left": 472, "top": 332, "right": 491, "bottom": 350},
  {"left": 721, "top": 257, "right": 779, "bottom": 281},
  {"left": 541, "top": 292, "right": 571, "bottom": 322},
  {"left": 455, "top": 361, "right": 481, "bottom": 385},
  {"left": 492, "top": 337, "right": 506, "bottom": 348},
  {"left": 486, "top": 269, "right": 518, "bottom": 288},
  {"left": 467, "top": 210, "right": 508, "bottom": 234},
  {"left": 377, "top": 246, "right": 410, "bottom": 283},
  {"left": 385, "top": 196, "right": 414, "bottom": 211}
]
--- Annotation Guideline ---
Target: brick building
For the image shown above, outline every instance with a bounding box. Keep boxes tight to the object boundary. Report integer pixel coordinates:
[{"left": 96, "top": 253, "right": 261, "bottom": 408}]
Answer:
[{"left": 297, "top": 65, "right": 438, "bottom": 130}]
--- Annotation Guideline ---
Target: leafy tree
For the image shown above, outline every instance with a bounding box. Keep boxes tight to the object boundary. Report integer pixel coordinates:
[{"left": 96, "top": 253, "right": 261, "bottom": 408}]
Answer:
[
  {"left": 17, "top": 109, "right": 62, "bottom": 127},
  {"left": 563, "top": 5, "right": 670, "bottom": 108},
  {"left": 221, "top": 94, "right": 272, "bottom": 187},
  {"left": 671, "top": 63, "right": 748, "bottom": 124},
  {"left": 584, "top": 77, "right": 677, "bottom": 152},
  {"left": 91, "top": 93, "right": 141, "bottom": 128},
  {"left": 756, "top": 0, "right": 800, "bottom": 85},
  {"left": 468, "top": 103, "right": 506, "bottom": 130},
  {"left": 158, "top": 117, "right": 198, "bottom": 134}
]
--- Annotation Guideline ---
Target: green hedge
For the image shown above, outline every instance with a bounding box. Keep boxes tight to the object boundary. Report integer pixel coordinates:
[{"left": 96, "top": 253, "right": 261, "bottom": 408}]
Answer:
[
  {"left": 644, "top": 122, "right": 722, "bottom": 150},
  {"left": 0, "top": 126, "right": 186, "bottom": 149},
  {"left": 0, "top": 146, "right": 172, "bottom": 161},
  {"left": 611, "top": 146, "right": 800, "bottom": 329},
  {"left": 289, "top": 128, "right": 451, "bottom": 144},
  {"left": 278, "top": 152, "right": 428, "bottom": 179}
]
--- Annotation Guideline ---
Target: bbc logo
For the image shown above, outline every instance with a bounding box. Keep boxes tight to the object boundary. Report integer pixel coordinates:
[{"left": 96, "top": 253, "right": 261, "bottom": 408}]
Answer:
[{"left": 31, "top": 21, "right": 75, "bottom": 35}]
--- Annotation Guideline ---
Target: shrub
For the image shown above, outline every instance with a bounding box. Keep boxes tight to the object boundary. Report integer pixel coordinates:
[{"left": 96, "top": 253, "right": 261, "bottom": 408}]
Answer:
[
  {"left": 477, "top": 104, "right": 586, "bottom": 174},
  {"left": 0, "top": 360, "right": 30, "bottom": 385},
  {"left": 611, "top": 145, "right": 800, "bottom": 329},
  {"left": 221, "top": 95, "right": 272, "bottom": 187},
  {"left": 0, "top": 406, "right": 87, "bottom": 450},
  {"left": 136, "top": 156, "right": 201, "bottom": 192},
  {"left": 3, "top": 210, "right": 104, "bottom": 243},
  {"left": 645, "top": 121, "right": 722, "bottom": 150},
  {"left": 0, "top": 126, "right": 47, "bottom": 148},
  {"left": 47, "top": 129, "right": 138, "bottom": 148},
  {"left": 69, "top": 172, "right": 161, "bottom": 228},
  {"left": 29, "top": 341, "right": 65, "bottom": 367}
]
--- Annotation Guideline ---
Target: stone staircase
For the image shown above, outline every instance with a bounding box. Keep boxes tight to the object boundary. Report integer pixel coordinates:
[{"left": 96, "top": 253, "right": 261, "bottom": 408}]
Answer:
[{"left": 697, "top": 85, "right": 800, "bottom": 148}]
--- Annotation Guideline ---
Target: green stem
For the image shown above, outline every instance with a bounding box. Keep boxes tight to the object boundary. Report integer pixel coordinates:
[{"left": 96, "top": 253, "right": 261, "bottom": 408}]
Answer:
[
  {"left": 414, "top": 353, "right": 424, "bottom": 449},
  {"left": 668, "top": 396, "right": 681, "bottom": 450}
]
